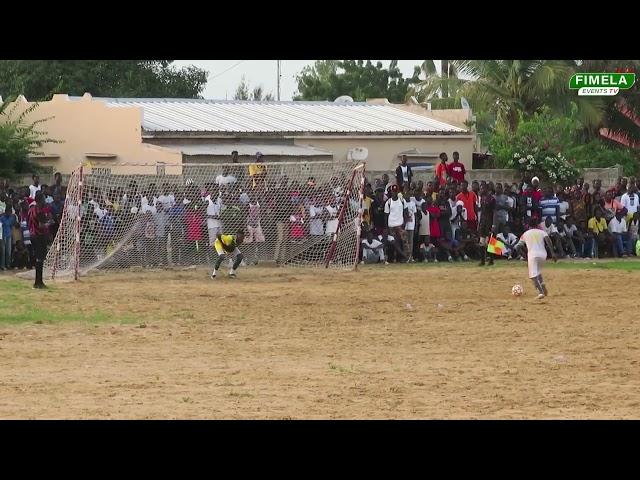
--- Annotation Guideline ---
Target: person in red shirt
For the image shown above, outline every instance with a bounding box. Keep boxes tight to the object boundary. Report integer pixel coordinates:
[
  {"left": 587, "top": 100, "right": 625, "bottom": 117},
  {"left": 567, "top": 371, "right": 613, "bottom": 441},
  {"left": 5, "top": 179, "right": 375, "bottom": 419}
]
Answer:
[
  {"left": 447, "top": 151, "right": 466, "bottom": 184},
  {"left": 456, "top": 180, "right": 478, "bottom": 231},
  {"left": 28, "top": 191, "right": 53, "bottom": 289},
  {"left": 530, "top": 176, "right": 543, "bottom": 203},
  {"left": 435, "top": 153, "right": 449, "bottom": 187}
]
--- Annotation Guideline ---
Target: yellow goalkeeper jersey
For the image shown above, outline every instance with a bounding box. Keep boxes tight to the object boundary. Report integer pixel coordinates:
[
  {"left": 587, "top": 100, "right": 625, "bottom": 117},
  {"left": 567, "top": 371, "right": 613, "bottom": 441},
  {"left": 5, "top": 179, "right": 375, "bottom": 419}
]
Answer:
[{"left": 215, "top": 234, "right": 237, "bottom": 253}]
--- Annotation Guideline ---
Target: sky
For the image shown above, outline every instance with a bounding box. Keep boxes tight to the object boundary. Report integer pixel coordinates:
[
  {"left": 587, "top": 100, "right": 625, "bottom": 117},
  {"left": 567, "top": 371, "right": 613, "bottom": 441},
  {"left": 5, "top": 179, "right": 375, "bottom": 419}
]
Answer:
[{"left": 172, "top": 60, "right": 425, "bottom": 100}]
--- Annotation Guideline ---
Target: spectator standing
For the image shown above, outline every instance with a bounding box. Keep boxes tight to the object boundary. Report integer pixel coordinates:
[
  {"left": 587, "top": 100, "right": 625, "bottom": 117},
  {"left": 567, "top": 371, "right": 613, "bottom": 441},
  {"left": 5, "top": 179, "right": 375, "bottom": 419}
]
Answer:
[
  {"left": 28, "top": 191, "right": 52, "bottom": 288},
  {"left": 539, "top": 186, "right": 560, "bottom": 224},
  {"left": 435, "top": 153, "right": 449, "bottom": 187},
  {"left": 395, "top": 155, "right": 413, "bottom": 189},
  {"left": 456, "top": 180, "right": 478, "bottom": 231},
  {"left": 29, "top": 175, "right": 41, "bottom": 199},
  {"left": 384, "top": 185, "right": 408, "bottom": 262},
  {"left": 447, "top": 152, "right": 466, "bottom": 184},
  {"left": 478, "top": 184, "right": 496, "bottom": 266},
  {"left": 628, "top": 212, "right": 639, "bottom": 255}
]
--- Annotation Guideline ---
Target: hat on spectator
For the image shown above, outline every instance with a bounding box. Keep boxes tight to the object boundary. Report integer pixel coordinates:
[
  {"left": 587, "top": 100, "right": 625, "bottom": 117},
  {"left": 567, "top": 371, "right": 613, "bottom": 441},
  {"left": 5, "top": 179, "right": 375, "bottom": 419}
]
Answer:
[{"left": 531, "top": 176, "right": 540, "bottom": 183}]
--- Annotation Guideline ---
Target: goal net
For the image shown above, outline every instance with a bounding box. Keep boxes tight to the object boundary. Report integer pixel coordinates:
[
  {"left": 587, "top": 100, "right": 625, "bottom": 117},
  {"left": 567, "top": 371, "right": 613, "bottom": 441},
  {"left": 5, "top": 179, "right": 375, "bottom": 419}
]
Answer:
[{"left": 43, "top": 161, "right": 366, "bottom": 280}]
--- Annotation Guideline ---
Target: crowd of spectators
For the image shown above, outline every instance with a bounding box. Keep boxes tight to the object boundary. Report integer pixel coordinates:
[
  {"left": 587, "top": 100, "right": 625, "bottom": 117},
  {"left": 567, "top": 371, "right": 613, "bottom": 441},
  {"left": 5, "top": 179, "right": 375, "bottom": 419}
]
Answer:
[
  {"left": 1, "top": 151, "right": 638, "bottom": 282},
  {"left": 360, "top": 153, "right": 640, "bottom": 265}
]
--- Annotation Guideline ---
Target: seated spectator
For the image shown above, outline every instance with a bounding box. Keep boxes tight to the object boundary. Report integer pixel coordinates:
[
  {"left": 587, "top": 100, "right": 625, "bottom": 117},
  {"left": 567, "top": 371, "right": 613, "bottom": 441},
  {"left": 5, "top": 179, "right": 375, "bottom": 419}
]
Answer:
[
  {"left": 11, "top": 240, "right": 29, "bottom": 269},
  {"left": 361, "top": 230, "right": 387, "bottom": 264},
  {"left": 540, "top": 216, "right": 565, "bottom": 258},
  {"left": 555, "top": 217, "right": 577, "bottom": 258},
  {"left": 608, "top": 209, "right": 628, "bottom": 258},
  {"left": 587, "top": 207, "right": 612, "bottom": 258},
  {"left": 496, "top": 225, "right": 519, "bottom": 260},
  {"left": 455, "top": 221, "right": 480, "bottom": 261},
  {"left": 564, "top": 217, "right": 586, "bottom": 258}
]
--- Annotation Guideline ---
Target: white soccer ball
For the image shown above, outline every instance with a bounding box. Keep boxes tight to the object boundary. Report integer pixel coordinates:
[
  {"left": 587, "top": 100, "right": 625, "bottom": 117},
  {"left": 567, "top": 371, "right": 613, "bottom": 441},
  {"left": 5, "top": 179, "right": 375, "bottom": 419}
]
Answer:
[{"left": 512, "top": 284, "right": 524, "bottom": 296}]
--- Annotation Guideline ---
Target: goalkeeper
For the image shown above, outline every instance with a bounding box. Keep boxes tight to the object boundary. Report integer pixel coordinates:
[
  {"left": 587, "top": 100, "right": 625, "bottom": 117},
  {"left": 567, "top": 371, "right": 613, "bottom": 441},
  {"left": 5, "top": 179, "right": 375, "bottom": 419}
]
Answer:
[{"left": 211, "top": 230, "right": 245, "bottom": 279}]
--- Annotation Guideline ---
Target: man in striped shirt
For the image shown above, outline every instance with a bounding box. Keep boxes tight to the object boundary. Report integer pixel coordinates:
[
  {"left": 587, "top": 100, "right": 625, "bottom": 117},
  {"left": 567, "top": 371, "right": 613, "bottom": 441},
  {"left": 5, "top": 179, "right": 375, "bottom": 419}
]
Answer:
[{"left": 539, "top": 187, "right": 560, "bottom": 224}]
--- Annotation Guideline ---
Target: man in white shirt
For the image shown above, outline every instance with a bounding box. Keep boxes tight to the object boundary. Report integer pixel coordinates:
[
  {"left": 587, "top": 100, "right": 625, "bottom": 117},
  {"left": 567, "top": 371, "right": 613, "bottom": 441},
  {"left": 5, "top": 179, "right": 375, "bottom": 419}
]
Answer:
[
  {"left": 608, "top": 209, "right": 628, "bottom": 257},
  {"left": 215, "top": 167, "right": 238, "bottom": 188},
  {"left": 621, "top": 184, "right": 639, "bottom": 220},
  {"left": 497, "top": 226, "right": 519, "bottom": 259},
  {"left": 404, "top": 198, "right": 417, "bottom": 262},
  {"left": 539, "top": 216, "right": 566, "bottom": 257},
  {"left": 361, "top": 231, "right": 387, "bottom": 264},
  {"left": 515, "top": 216, "right": 558, "bottom": 299},
  {"left": 157, "top": 184, "right": 176, "bottom": 211},
  {"left": 29, "top": 175, "right": 41, "bottom": 199},
  {"left": 384, "top": 185, "right": 408, "bottom": 261},
  {"left": 205, "top": 193, "right": 223, "bottom": 246}
]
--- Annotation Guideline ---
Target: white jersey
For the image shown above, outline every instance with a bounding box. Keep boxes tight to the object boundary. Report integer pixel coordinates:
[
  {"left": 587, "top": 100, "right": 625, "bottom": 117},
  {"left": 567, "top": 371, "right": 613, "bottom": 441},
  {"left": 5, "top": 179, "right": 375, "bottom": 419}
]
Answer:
[{"left": 517, "top": 228, "right": 549, "bottom": 258}]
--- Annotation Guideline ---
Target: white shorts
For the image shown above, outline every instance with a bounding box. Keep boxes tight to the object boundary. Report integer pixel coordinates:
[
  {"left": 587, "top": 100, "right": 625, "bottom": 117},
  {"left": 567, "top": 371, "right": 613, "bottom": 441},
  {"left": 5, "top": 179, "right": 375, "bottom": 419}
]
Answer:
[
  {"left": 245, "top": 225, "right": 265, "bottom": 243},
  {"left": 528, "top": 255, "right": 546, "bottom": 278},
  {"left": 208, "top": 226, "right": 222, "bottom": 246}
]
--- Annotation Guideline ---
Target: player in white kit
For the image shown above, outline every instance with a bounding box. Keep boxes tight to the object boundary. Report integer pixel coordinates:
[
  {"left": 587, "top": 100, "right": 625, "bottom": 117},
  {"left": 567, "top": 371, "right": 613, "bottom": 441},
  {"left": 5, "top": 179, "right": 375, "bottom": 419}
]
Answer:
[{"left": 514, "top": 216, "right": 558, "bottom": 299}]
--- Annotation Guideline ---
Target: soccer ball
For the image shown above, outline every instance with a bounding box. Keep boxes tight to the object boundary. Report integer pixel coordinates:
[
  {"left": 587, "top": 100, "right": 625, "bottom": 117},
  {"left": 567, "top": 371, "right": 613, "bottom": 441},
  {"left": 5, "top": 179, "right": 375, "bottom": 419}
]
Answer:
[{"left": 511, "top": 284, "right": 524, "bottom": 296}]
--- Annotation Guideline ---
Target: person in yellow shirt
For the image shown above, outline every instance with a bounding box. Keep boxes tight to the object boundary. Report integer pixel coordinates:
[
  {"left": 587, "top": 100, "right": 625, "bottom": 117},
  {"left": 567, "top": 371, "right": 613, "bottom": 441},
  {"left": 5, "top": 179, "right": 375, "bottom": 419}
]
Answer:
[
  {"left": 587, "top": 207, "right": 612, "bottom": 258},
  {"left": 211, "top": 230, "right": 245, "bottom": 279},
  {"left": 248, "top": 152, "right": 267, "bottom": 189}
]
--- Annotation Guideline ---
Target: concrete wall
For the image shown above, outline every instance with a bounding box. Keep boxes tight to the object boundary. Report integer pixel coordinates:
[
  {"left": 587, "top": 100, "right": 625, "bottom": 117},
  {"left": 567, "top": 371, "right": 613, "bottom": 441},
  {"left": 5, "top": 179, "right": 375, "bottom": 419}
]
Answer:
[
  {"left": 6, "top": 94, "right": 182, "bottom": 175},
  {"left": 294, "top": 136, "right": 474, "bottom": 173}
]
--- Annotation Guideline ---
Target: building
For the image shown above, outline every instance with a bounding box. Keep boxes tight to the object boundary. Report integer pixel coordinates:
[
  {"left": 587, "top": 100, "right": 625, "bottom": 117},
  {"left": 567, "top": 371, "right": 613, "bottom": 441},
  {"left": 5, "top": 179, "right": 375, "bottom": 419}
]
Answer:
[{"left": 5, "top": 93, "right": 476, "bottom": 177}]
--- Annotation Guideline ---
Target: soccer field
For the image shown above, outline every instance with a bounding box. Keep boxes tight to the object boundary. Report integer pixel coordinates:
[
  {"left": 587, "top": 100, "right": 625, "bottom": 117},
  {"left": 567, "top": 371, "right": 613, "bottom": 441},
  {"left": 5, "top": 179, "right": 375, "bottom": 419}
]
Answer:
[{"left": 1, "top": 260, "right": 639, "bottom": 419}]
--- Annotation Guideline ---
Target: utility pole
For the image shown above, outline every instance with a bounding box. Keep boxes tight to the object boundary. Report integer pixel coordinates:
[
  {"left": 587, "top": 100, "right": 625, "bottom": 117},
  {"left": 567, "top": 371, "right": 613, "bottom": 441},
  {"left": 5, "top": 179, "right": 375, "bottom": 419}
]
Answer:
[{"left": 277, "top": 60, "right": 281, "bottom": 101}]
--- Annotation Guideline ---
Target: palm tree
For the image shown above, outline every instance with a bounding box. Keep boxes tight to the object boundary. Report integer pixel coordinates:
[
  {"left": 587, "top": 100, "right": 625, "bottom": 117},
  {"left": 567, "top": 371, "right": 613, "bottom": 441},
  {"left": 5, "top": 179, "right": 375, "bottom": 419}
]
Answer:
[
  {"left": 452, "top": 60, "right": 603, "bottom": 134},
  {"left": 408, "top": 60, "right": 463, "bottom": 104}
]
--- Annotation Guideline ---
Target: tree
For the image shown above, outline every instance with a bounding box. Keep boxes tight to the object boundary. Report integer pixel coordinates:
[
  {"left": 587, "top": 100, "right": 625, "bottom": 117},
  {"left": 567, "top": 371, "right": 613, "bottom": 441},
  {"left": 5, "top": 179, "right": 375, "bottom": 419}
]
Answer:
[
  {"left": 409, "top": 60, "right": 462, "bottom": 103},
  {"left": 233, "top": 76, "right": 274, "bottom": 101},
  {"left": 294, "top": 60, "right": 420, "bottom": 102},
  {"left": 0, "top": 99, "right": 61, "bottom": 177},
  {"left": 0, "top": 60, "right": 208, "bottom": 100},
  {"left": 447, "top": 60, "right": 602, "bottom": 135},
  {"left": 234, "top": 76, "right": 250, "bottom": 100}
]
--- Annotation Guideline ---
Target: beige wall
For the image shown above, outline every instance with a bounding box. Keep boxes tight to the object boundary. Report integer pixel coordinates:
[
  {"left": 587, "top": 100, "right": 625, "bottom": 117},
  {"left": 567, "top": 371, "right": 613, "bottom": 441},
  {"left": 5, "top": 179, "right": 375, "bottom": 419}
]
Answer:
[
  {"left": 6, "top": 94, "right": 182, "bottom": 175},
  {"left": 293, "top": 136, "right": 474, "bottom": 172}
]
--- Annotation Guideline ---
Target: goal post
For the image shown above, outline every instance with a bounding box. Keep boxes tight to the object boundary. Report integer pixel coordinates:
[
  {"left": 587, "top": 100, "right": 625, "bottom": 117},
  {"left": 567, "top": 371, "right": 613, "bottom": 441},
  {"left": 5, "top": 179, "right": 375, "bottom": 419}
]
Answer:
[{"left": 42, "top": 160, "right": 367, "bottom": 280}]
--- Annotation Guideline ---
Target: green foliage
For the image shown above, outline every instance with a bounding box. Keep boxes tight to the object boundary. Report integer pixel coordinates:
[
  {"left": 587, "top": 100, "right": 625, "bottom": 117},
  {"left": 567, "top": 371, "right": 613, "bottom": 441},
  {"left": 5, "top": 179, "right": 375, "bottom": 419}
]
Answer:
[
  {"left": 0, "top": 60, "right": 208, "bottom": 100},
  {"left": 488, "top": 111, "right": 640, "bottom": 183},
  {"left": 0, "top": 99, "right": 61, "bottom": 178},
  {"left": 294, "top": 60, "right": 420, "bottom": 102}
]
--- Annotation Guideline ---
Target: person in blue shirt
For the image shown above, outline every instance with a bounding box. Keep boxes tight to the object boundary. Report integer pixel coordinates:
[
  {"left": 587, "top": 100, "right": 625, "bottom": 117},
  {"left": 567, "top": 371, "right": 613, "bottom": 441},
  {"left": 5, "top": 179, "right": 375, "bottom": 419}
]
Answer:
[{"left": 0, "top": 206, "right": 18, "bottom": 270}]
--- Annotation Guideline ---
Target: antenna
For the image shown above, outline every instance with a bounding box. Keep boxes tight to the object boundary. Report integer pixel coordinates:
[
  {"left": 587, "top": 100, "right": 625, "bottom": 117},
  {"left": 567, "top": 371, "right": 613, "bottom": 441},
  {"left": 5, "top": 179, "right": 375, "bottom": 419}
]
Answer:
[
  {"left": 277, "top": 60, "right": 281, "bottom": 101},
  {"left": 348, "top": 147, "right": 368, "bottom": 161}
]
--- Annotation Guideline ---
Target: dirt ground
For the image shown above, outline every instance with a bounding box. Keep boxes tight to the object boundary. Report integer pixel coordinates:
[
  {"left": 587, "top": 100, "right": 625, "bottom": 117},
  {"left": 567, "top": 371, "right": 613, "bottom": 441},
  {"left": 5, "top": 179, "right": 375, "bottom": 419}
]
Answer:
[{"left": 1, "top": 263, "right": 639, "bottom": 419}]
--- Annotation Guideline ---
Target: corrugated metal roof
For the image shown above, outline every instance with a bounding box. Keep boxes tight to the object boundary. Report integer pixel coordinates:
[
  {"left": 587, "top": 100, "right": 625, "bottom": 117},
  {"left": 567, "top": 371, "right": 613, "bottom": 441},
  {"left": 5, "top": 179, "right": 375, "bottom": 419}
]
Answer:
[
  {"left": 151, "top": 142, "right": 332, "bottom": 157},
  {"left": 91, "top": 98, "right": 466, "bottom": 135}
]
